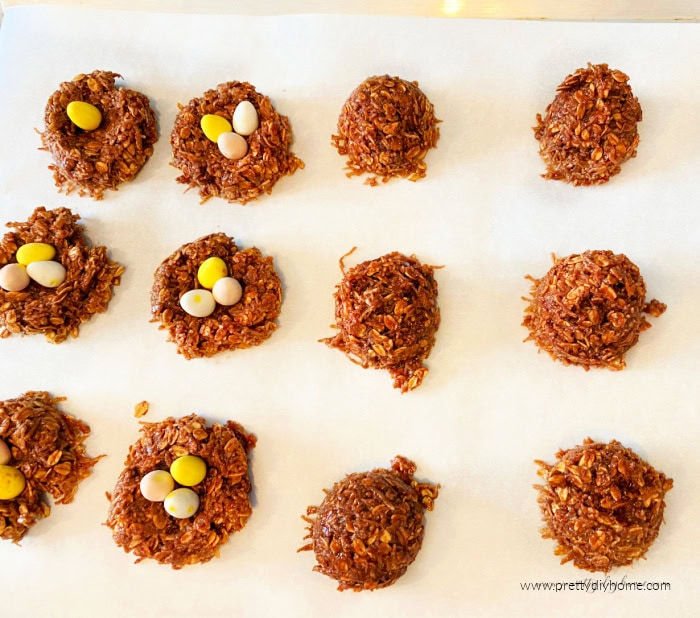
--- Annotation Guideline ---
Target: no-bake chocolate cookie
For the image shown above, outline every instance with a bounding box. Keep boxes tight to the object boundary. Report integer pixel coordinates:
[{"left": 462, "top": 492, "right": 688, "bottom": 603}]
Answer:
[
  {"left": 534, "top": 63, "right": 641, "bottom": 185},
  {"left": 106, "top": 413, "right": 255, "bottom": 568},
  {"left": 150, "top": 233, "right": 282, "bottom": 359},
  {"left": 40, "top": 70, "right": 158, "bottom": 199},
  {"left": 535, "top": 438, "right": 673, "bottom": 572},
  {"left": 0, "top": 206, "right": 124, "bottom": 343},
  {"left": 332, "top": 75, "right": 440, "bottom": 185},
  {"left": 300, "top": 456, "right": 439, "bottom": 591},
  {"left": 0, "top": 391, "right": 101, "bottom": 543},
  {"left": 321, "top": 250, "right": 440, "bottom": 392},
  {"left": 523, "top": 250, "right": 665, "bottom": 370},
  {"left": 171, "top": 81, "right": 303, "bottom": 203}
]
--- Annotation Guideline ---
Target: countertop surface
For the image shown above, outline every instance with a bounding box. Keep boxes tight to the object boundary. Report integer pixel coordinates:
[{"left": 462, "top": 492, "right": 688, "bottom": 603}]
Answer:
[{"left": 0, "top": 5, "right": 698, "bottom": 618}]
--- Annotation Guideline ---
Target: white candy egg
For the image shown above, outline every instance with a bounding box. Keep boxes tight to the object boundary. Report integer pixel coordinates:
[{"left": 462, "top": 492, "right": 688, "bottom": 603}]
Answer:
[
  {"left": 140, "top": 470, "right": 175, "bottom": 502},
  {"left": 0, "top": 438, "right": 11, "bottom": 465},
  {"left": 212, "top": 277, "right": 243, "bottom": 306},
  {"left": 217, "top": 131, "right": 248, "bottom": 160},
  {"left": 180, "top": 289, "right": 216, "bottom": 318},
  {"left": 0, "top": 263, "right": 30, "bottom": 292},
  {"left": 232, "top": 100, "right": 259, "bottom": 136},
  {"left": 26, "top": 260, "right": 66, "bottom": 288},
  {"left": 164, "top": 487, "right": 200, "bottom": 519}
]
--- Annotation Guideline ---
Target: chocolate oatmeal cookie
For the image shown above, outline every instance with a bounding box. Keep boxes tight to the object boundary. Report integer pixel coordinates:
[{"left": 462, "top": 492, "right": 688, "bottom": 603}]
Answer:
[
  {"left": 300, "top": 456, "right": 439, "bottom": 591},
  {"left": 331, "top": 75, "right": 440, "bottom": 185},
  {"left": 523, "top": 250, "right": 665, "bottom": 370},
  {"left": 150, "top": 233, "right": 282, "bottom": 359},
  {"left": 534, "top": 63, "right": 641, "bottom": 185},
  {"left": 0, "top": 391, "right": 101, "bottom": 543},
  {"left": 535, "top": 438, "right": 673, "bottom": 572},
  {"left": 321, "top": 250, "right": 440, "bottom": 392},
  {"left": 106, "top": 414, "right": 255, "bottom": 569},
  {"left": 170, "top": 81, "right": 303, "bottom": 203},
  {"left": 40, "top": 70, "right": 158, "bottom": 199},
  {"left": 0, "top": 206, "right": 124, "bottom": 343}
]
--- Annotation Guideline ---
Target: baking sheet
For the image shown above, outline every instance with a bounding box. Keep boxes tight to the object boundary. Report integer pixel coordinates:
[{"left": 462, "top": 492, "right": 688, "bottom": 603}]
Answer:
[{"left": 0, "top": 6, "right": 698, "bottom": 617}]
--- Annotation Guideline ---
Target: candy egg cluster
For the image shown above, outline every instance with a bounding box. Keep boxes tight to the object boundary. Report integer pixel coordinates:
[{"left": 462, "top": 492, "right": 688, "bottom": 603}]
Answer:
[
  {"left": 0, "top": 438, "right": 26, "bottom": 500},
  {"left": 139, "top": 454, "right": 207, "bottom": 519},
  {"left": 179, "top": 256, "right": 244, "bottom": 318},
  {"left": 0, "top": 242, "right": 66, "bottom": 292},
  {"left": 200, "top": 100, "right": 259, "bottom": 161}
]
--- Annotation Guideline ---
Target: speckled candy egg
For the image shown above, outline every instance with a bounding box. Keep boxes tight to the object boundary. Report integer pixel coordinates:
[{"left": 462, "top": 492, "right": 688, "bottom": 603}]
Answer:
[
  {"left": 140, "top": 470, "right": 175, "bottom": 502},
  {"left": 180, "top": 289, "right": 216, "bottom": 318},
  {"left": 26, "top": 260, "right": 67, "bottom": 288},
  {"left": 164, "top": 487, "right": 200, "bottom": 519}
]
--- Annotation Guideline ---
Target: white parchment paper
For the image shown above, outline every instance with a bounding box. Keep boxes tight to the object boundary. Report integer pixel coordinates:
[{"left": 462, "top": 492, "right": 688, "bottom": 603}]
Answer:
[{"left": 0, "top": 6, "right": 698, "bottom": 617}]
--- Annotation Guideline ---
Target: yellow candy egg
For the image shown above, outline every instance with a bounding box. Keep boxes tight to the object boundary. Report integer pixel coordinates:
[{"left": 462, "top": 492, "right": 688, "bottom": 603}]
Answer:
[
  {"left": 0, "top": 464, "right": 25, "bottom": 500},
  {"left": 66, "top": 101, "right": 102, "bottom": 131},
  {"left": 197, "top": 256, "right": 228, "bottom": 289},
  {"left": 16, "top": 243, "right": 56, "bottom": 266},
  {"left": 170, "top": 455, "right": 207, "bottom": 487},
  {"left": 164, "top": 488, "right": 200, "bottom": 519},
  {"left": 0, "top": 439, "right": 11, "bottom": 466},
  {"left": 140, "top": 470, "right": 175, "bottom": 502},
  {"left": 200, "top": 114, "right": 233, "bottom": 143}
]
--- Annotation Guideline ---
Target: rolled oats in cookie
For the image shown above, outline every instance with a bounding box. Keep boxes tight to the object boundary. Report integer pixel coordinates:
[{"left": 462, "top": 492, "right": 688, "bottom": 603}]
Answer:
[
  {"left": 299, "top": 456, "right": 439, "bottom": 591},
  {"left": 534, "top": 63, "right": 641, "bottom": 185},
  {"left": 150, "top": 233, "right": 282, "bottom": 359},
  {"left": 0, "top": 391, "right": 101, "bottom": 543},
  {"left": 535, "top": 438, "right": 673, "bottom": 572},
  {"left": 321, "top": 250, "right": 440, "bottom": 392},
  {"left": 331, "top": 75, "right": 440, "bottom": 185},
  {"left": 0, "top": 206, "right": 124, "bottom": 343},
  {"left": 106, "top": 414, "right": 255, "bottom": 569},
  {"left": 40, "top": 70, "right": 158, "bottom": 199},
  {"left": 523, "top": 250, "right": 665, "bottom": 370},
  {"left": 171, "top": 81, "right": 303, "bottom": 204}
]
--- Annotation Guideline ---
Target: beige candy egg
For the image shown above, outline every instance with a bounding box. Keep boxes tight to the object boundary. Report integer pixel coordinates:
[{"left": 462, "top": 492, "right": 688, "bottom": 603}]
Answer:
[
  {"left": 140, "top": 470, "right": 175, "bottom": 502},
  {"left": 212, "top": 277, "right": 243, "bottom": 306},
  {"left": 0, "top": 263, "right": 30, "bottom": 292},
  {"left": 0, "top": 438, "right": 11, "bottom": 465},
  {"left": 217, "top": 131, "right": 248, "bottom": 161}
]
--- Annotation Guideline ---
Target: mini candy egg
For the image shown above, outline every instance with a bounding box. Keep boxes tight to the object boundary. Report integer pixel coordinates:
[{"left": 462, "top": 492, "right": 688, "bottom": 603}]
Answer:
[
  {"left": 26, "top": 260, "right": 67, "bottom": 288},
  {"left": 0, "top": 439, "right": 11, "bottom": 466},
  {"left": 232, "top": 100, "right": 259, "bottom": 136},
  {"left": 140, "top": 470, "right": 175, "bottom": 502},
  {"left": 197, "top": 256, "right": 228, "bottom": 289},
  {"left": 180, "top": 289, "right": 216, "bottom": 318},
  {"left": 217, "top": 131, "right": 248, "bottom": 161},
  {"left": 0, "top": 263, "right": 30, "bottom": 292},
  {"left": 0, "top": 464, "right": 26, "bottom": 500},
  {"left": 201, "top": 114, "right": 233, "bottom": 143},
  {"left": 212, "top": 276, "right": 243, "bottom": 306},
  {"left": 164, "top": 487, "right": 200, "bottom": 519},
  {"left": 170, "top": 455, "right": 207, "bottom": 487},
  {"left": 66, "top": 101, "right": 102, "bottom": 131},
  {"left": 16, "top": 242, "right": 56, "bottom": 266}
]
